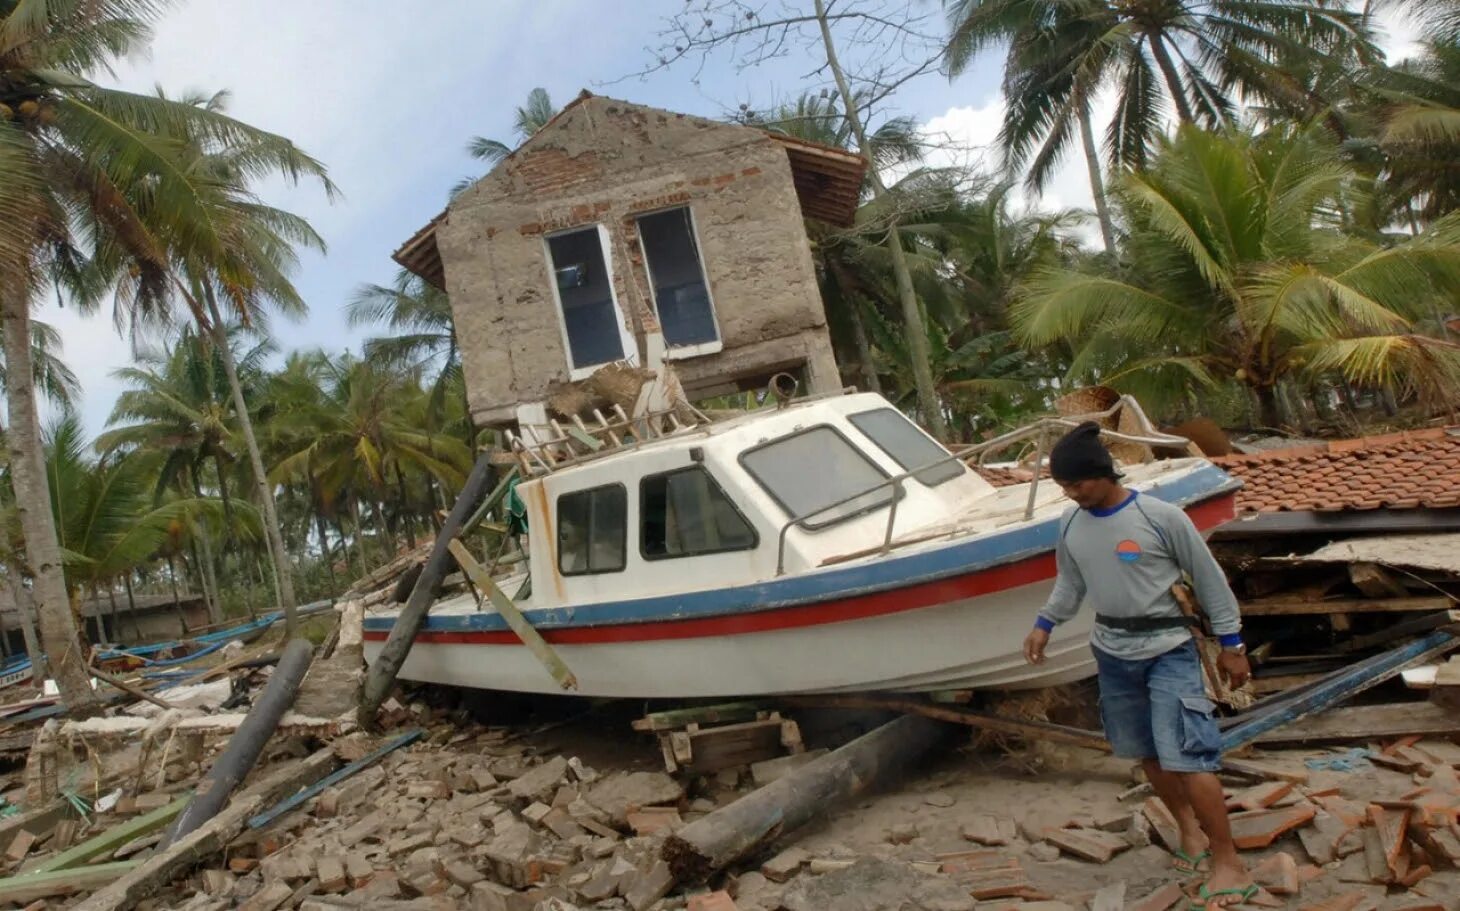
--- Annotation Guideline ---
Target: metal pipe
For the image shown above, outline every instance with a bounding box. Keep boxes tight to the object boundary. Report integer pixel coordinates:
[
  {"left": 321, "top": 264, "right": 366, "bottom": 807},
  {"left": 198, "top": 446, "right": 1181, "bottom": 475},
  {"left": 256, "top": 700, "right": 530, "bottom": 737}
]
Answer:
[{"left": 160, "top": 637, "right": 314, "bottom": 848}]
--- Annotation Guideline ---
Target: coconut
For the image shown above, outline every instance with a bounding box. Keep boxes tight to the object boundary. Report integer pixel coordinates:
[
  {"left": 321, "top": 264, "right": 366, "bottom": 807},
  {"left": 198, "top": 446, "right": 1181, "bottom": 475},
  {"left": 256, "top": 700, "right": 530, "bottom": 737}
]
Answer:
[
  {"left": 17, "top": 100, "right": 39, "bottom": 119},
  {"left": 0, "top": 103, "right": 12, "bottom": 121}
]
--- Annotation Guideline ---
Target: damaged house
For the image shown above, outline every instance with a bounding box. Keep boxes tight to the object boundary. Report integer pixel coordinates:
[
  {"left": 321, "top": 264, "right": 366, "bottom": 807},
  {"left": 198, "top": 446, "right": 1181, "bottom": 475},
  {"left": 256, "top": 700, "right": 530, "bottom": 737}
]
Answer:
[{"left": 393, "top": 92, "right": 868, "bottom": 431}]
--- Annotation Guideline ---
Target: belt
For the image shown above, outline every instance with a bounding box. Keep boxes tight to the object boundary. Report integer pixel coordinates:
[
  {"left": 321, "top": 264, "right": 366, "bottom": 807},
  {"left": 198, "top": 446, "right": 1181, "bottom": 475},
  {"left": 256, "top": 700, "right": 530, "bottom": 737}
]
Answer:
[{"left": 1095, "top": 613, "right": 1198, "bottom": 633}]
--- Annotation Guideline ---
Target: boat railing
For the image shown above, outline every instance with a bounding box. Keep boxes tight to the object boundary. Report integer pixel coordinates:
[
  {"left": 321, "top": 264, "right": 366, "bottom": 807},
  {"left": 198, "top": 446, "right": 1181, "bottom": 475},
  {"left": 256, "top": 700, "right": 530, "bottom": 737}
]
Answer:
[
  {"left": 773, "top": 396, "right": 1194, "bottom": 575},
  {"left": 504, "top": 403, "right": 714, "bottom": 477}
]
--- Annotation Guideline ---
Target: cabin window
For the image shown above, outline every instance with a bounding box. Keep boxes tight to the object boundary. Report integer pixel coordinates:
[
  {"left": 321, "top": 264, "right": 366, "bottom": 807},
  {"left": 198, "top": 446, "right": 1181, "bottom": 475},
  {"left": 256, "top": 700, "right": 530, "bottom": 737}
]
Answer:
[
  {"left": 849, "top": 408, "right": 965, "bottom": 487},
  {"left": 641, "top": 467, "right": 757, "bottom": 560},
  {"left": 740, "top": 425, "right": 895, "bottom": 530},
  {"left": 546, "top": 226, "right": 630, "bottom": 373},
  {"left": 636, "top": 207, "right": 720, "bottom": 351},
  {"left": 557, "top": 484, "right": 627, "bottom": 576}
]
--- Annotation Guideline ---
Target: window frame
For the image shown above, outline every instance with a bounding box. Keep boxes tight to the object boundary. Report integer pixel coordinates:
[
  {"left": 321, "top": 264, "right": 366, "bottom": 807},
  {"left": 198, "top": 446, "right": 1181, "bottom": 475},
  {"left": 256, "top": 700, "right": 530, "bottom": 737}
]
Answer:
[
  {"left": 555, "top": 482, "right": 629, "bottom": 577},
  {"left": 638, "top": 465, "right": 760, "bottom": 562},
  {"left": 737, "top": 424, "right": 900, "bottom": 531},
  {"left": 634, "top": 205, "right": 723, "bottom": 359},
  {"left": 543, "top": 224, "right": 639, "bottom": 380},
  {"left": 848, "top": 407, "right": 966, "bottom": 488}
]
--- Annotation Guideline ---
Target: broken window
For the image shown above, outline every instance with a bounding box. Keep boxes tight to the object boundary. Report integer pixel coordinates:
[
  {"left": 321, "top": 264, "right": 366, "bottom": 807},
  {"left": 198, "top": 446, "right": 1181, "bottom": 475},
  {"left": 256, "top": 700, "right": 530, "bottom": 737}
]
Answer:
[
  {"left": 641, "top": 467, "right": 757, "bottom": 559},
  {"left": 637, "top": 207, "right": 719, "bottom": 350},
  {"left": 547, "top": 226, "right": 628, "bottom": 371},
  {"left": 557, "top": 484, "right": 627, "bottom": 575},
  {"left": 740, "top": 426, "right": 896, "bottom": 529},
  {"left": 849, "top": 408, "right": 965, "bottom": 487}
]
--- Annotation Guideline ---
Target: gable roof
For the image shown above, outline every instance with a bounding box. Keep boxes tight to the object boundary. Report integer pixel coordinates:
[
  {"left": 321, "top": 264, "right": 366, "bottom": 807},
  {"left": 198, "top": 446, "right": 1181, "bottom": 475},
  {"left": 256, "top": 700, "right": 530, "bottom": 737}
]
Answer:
[
  {"left": 393, "top": 92, "right": 867, "bottom": 289},
  {"left": 1211, "top": 426, "right": 1460, "bottom": 513}
]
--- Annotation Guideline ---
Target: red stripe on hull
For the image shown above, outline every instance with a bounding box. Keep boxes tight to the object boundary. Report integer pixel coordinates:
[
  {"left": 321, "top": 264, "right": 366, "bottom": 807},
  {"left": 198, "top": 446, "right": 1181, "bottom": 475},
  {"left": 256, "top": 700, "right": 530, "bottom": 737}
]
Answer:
[{"left": 364, "top": 493, "right": 1236, "bottom": 646}]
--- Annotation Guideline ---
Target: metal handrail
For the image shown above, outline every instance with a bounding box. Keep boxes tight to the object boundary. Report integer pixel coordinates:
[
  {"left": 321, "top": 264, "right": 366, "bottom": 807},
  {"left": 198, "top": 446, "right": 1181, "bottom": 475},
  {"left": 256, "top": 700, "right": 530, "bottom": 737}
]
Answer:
[{"left": 772, "top": 397, "right": 1193, "bottom": 575}]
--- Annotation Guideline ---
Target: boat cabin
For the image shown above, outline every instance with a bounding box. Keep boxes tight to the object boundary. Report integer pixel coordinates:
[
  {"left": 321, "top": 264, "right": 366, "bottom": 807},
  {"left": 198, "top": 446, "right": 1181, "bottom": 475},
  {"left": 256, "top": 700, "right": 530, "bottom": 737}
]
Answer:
[{"left": 508, "top": 393, "right": 1007, "bottom": 610}]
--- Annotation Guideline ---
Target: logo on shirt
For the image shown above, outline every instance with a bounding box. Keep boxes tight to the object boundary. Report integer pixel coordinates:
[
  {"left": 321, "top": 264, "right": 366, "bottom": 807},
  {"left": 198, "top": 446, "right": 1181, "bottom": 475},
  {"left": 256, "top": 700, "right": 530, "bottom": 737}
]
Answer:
[{"left": 1115, "top": 539, "right": 1143, "bottom": 563}]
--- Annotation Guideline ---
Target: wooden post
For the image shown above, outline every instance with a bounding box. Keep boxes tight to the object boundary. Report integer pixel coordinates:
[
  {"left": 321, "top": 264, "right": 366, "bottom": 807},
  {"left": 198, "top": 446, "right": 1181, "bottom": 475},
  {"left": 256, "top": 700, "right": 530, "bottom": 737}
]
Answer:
[
  {"left": 357, "top": 452, "right": 496, "bottom": 726},
  {"left": 447, "top": 539, "right": 577, "bottom": 690},
  {"left": 662, "top": 715, "right": 947, "bottom": 882}
]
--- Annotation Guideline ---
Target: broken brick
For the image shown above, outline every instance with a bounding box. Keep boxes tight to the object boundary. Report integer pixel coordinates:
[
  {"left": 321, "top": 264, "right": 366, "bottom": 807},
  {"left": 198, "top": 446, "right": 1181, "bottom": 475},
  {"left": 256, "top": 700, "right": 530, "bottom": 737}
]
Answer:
[
  {"left": 1042, "top": 827, "right": 1129, "bottom": 863},
  {"left": 316, "top": 856, "right": 347, "bottom": 893},
  {"left": 1367, "top": 804, "right": 1410, "bottom": 879},
  {"left": 4, "top": 830, "right": 35, "bottom": 862},
  {"left": 1252, "top": 851, "right": 1300, "bottom": 895},
  {"left": 687, "top": 891, "right": 739, "bottom": 911},
  {"left": 1227, "top": 781, "right": 1296, "bottom": 812},
  {"left": 1142, "top": 797, "right": 1182, "bottom": 852},
  {"left": 760, "top": 847, "right": 809, "bottom": 882},
  {"left": 626, "top": 806, "right": 681, "bottom": 836},
  {"left": 961, "top": 814, "right": 1018, "bottom": 846},
  {"left": 1129, "top": 882, "right": 1185, "bottom": 911},
  {"left": 1228, "top": 805, "right": 1318, "bottom": 850},
  {"left": 962, "top": 865, "right": 1031, "bottom": 900}
]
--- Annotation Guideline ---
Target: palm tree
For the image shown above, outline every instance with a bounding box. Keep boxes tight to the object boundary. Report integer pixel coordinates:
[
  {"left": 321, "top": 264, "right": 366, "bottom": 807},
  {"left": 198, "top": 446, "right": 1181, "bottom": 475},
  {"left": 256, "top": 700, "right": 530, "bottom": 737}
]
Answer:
[
  {"left": 270, "top": 357, "right": 471, "bottom": 570},
  {"left": 943, "top": 0, "right": 1375, "bottom": 254},
  {"left": 0, "top": 321, "right": 80, "bottom": 411},
  {"left": 467, "top": 88, "right": 559, "bottom": 165},
  {"left": 347, "top": 268, "right": 470, "bottom": 444},
  {"left": 1, "top": 0, "right": 327, "bottom": 710},
  {"left": 45, "top": 415, "right": 240, "bottom": 635},
  {"left": 1012, "top": 124, "right": 1460, "bottom": 427}
]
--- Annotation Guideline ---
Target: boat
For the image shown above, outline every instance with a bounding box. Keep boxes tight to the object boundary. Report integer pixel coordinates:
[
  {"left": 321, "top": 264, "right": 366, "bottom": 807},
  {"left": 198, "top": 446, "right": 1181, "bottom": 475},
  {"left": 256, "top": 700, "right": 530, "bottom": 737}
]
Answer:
[
  {"left": 0, "top": 655, "right": 34, "bottom": 693},
  {"left": 361, "top": 391, "right": 1240, "bottom": 698}
]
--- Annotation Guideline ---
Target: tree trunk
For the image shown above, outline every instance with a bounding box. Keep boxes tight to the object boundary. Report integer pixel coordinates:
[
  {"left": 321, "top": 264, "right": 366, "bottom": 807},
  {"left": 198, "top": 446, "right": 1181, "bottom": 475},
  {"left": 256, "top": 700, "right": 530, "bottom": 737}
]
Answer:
[
  {"left": 335, "top": 515, "right": 357, "bottom": 579},
  {"left": 186, "top": 540, "right": 216, "bottom": 625},
  {"left": 847, "top": 297, "right": 883, "bottom": 394},
  {"left": 0, "top": 278, "right": 101, "bottom": 714},
  {"left": 373, "top": 498, "right": 396, "bottom": 559},
  {"left": 167, "top": 554, "right": 188, "bottom": 635},
  {"left": 188, "top": 473, "right": 226, "bottom": 626},
  {"left": 204, "top": 287, "right": 298, "bottom": 634},
  {"left": 1149, "top": 35, "right": 1196, "bottom": 124},
  {"left": 316, "top": 513, "right": 338, "bottom": 595},
  {"left": 425, "top": 478, "right": 443, "bottom": 534},
  {"left": 394, "top": 466, "right": 416, "bottom": 547},
  {"left": 4, "top": 570, "right": 44, "bottom": 691},
  {"left": 122, "top": 573, "right": 143, "bottom": 641},
  {"left": 1078, "top": 98, "right": 1119, "bottom": 256},
  {"left": 1253, "top": 383, "right": 1283, "bottom": 429},
  {"left": 813, "top": 0, "right": 946, "bottom": 441},
  {"left": 349, "top": 497, "right": 370, "bottom": 572}
]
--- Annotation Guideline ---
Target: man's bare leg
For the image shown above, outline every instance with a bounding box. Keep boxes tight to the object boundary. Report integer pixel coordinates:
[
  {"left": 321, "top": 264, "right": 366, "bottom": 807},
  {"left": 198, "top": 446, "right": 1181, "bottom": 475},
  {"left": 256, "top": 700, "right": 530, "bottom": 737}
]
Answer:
[
  {"left": 1180, "top": 770, "right": 1250, "bottom": 906},
  {"left": 1142, "top": 759, "right": 1208, "bottom": 864}
]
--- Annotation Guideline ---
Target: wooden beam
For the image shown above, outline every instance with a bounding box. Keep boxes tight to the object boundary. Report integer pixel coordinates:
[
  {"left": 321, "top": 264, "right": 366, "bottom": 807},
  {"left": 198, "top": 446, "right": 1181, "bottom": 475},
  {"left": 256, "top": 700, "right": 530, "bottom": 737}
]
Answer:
[
  {"left": 0, "top": 861, "right": 139, "bottom": 905},
  {"left": 30, "top": 795, "right": 189, "bottom": 874},
  {"left": 632, "top": 702, "right": 769, "bottom": 733},
  {"left": 785, "top": 694, "right": 1111, "bottom": 753},
  {"left": 448, "top": 538, "right": 577, "bottom": 691},
  {"left": 88, "top": 667, "right": 177, "bottom": 711},
  {"left": 1221, "top": 630, "right": 1460, "bottom": 752},
  {"left": 1240, "top": 596, "right": 1454, "bottom": 617},
  {"left": 1250, "top": 702, "right": 1460, "bottom": 747},
  {"left": 72, "top": 748, "right": 336, "bottom": 911}
]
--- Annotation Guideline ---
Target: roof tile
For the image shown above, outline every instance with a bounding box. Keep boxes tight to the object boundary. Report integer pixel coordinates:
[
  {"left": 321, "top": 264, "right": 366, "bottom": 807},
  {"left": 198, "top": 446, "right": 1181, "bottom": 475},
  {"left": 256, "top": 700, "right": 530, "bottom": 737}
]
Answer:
[{"left": 1213, "top": 428, "right": 1460, "bottom": 514}]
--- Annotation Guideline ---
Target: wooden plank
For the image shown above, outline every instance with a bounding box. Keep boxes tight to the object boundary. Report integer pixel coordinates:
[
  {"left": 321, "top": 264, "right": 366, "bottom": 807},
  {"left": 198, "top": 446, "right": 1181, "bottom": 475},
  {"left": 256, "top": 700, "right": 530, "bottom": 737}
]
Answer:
[
  {"left": 1240, "top": 596, "right": 1453, "bottom": 617},
  {"left": 72, "top": 749, "right": 336, "bottom": 911},
  {"left": 0, "top": 861, "right": 139, "bottom": 904},
  {"left": 1251, "top": 702, "right": 1460, "bottom": 747},
  {"left": 448, "top": 539, "right": 578, "bottom": 691},
  {"left": 632, "top": 702, "right": 768, "bottom": 733},
  {"left": 671, "top": 719, "right": 786, "bottom": 775},
  {"left": 247, "top": 728, "right": 421, "bottom": 831},
  {"left": 30, "top": 795, "right": 189, "bottom": 874},
  {"left": 785, "top": 694, "right": 1110, "bottom": 752},
  {"left": 1222, "top": 631, "right": 1460, "bottom": 752}
]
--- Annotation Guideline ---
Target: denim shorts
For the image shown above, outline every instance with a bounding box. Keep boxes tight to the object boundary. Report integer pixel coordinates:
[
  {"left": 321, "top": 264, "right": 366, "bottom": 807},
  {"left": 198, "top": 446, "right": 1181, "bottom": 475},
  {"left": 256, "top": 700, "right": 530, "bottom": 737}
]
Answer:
[{"left": 1093, "top": 639, "right": 1222, "bottom": 773}]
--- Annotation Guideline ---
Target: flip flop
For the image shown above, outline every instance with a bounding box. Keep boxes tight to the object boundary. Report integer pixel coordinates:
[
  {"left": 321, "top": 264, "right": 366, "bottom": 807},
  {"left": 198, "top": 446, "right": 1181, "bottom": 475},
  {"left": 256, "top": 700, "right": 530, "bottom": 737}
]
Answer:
[
  {"left": 1188, "top": 882, "right": 1259, "bottom": 909},
  {"left": 1170, "top": 849, "right": 1210, "bottom": 875}
]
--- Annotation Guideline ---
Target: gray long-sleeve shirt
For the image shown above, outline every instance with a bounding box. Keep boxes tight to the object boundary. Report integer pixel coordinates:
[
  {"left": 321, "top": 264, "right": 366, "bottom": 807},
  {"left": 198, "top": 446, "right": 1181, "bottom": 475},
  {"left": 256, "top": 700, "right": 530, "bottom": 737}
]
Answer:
[{"left": 1036, "top": 491, "right": 1241, "bottom": 660}]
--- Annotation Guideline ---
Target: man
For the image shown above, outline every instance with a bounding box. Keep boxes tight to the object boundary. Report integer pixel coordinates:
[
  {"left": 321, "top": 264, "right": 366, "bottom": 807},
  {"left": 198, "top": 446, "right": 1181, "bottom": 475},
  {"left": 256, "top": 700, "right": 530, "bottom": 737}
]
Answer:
[{"left": 1023, "top": 421, "right": 1254, "bottom": 909}]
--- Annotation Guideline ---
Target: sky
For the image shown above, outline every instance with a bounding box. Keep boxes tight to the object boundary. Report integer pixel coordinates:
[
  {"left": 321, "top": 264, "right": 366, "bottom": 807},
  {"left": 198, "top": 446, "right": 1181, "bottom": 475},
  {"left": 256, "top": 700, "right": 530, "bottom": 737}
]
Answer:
[{"left": 41, "top": 0, "right": 1421, "bottom": 439}]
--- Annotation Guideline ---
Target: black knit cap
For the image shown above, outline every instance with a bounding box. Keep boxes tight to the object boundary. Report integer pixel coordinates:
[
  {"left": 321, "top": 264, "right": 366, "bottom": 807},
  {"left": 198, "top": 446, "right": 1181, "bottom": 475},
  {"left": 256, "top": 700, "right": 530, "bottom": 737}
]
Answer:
[{"left": 1049, "top": 420, "right": 1117, "bottom": 483}]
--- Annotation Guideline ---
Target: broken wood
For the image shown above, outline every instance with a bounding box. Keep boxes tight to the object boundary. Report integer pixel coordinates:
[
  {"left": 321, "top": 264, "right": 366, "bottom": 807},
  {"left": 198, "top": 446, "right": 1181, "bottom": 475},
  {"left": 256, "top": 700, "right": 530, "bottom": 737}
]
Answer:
[
  {"left": 162, "top": 638, "right": 314, "bottom": 848},
  {"left": 30, "top": 795, "right": 188, "bottom": 874},
  {"left": 1250, "top": 701, "right": 1460, "bottom": 746},
  {"left": 632, "top": 702, "right": 768, "bottom": 732},
  {"left": 1239, "top": 595, "right": 1454, "bottom": 616},
  {"left": 662, "top": 715, "right": 947, "bottom": 882},
  {"left": 1221, "top": 630, "right": 1460, "bottom": 751},
  {"left": 447, "top": 537, "right": 577, "bottom": 690},
  {"left": 663, "top": 716, "right": 799, "bottom": 775},
  {"left": 786, "top": 694, "right": 1110, "bottom": 752},
  {"left": 247, "top": 728, "right": 423, "bottom": 831},
  {"left": 357, "top": 451, "right": 495, "bottom": 724},
  {"left": 73, "top": 748, "right": 336, "bottom": 911},
  {"left": 87, "top": 667, "right": 178, "bottom": 711},
  {"left": 0, "top": 861, "right": 140, "bottom": 905}
]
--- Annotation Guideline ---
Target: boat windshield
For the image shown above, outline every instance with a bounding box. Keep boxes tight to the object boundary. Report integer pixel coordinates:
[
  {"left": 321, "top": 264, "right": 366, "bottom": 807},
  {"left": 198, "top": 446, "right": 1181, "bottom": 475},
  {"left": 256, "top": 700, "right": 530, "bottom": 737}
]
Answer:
[
  {"left": 740, "top": 425, "right": 895, "bottom": 529},
  {"left": 848, "top": 407, "right": 965, "bottom": 487}
]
